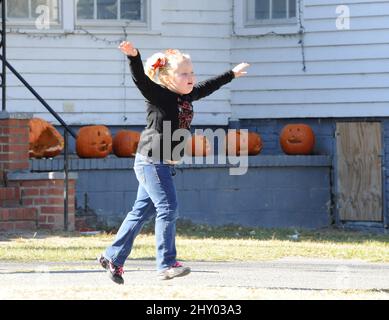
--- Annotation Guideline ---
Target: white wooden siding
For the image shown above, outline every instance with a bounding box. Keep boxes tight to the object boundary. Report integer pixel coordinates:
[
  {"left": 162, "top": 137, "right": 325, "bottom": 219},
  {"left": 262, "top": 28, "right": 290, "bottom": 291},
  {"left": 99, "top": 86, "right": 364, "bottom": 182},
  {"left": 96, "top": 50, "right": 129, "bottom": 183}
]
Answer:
[
  {"left": 4, "top": 0, "right": 389, "bottom": 123},
  {"left": 231, "top": 0, "right": 389, "bottom": 119},
  {"left": 5, "top": 0, "right": 233, "bottom": 125}
]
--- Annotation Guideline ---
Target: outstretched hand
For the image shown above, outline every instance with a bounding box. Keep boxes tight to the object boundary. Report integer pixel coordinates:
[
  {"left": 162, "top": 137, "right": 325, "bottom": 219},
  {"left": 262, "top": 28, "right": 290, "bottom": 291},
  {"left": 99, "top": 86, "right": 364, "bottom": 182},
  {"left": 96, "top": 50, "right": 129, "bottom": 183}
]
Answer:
[
  {"left": 232, "top": 63, "right": 250, "bottom": 78},
  {"left": 118, "top": 41, "right": 138, "bottom": 57}
]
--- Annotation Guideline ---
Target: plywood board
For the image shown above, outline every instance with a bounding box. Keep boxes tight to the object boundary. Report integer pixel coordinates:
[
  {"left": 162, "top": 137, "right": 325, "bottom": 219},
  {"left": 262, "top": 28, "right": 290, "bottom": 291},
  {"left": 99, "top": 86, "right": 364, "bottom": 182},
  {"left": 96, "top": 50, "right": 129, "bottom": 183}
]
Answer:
[{"left": 336, "top": 122, "right": 383, "bottom": 221}]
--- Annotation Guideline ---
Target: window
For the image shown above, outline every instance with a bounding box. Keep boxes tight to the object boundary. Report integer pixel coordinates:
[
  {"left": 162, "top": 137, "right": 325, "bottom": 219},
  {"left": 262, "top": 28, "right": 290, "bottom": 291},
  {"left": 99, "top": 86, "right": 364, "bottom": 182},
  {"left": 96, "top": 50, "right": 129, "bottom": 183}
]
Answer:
[
  {"left": 247, "top": 0, "right": 297, "bottom": 25},
  {"left": 76, "top": 0, "right": 146, "bottom": 24},
  {"left": 6, "top": 0, "right": 61, "bottom": 27},
  {"left": 234, "top": 0, "right": 300, "bottom": 36}
]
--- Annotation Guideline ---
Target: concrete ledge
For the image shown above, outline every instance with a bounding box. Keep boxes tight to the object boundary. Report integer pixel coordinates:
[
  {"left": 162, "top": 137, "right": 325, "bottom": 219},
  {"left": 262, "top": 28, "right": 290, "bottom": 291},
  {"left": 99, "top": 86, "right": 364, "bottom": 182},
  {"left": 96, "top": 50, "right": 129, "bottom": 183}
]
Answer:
[
  {"left": 7, "top": 171, "right": 78, "bottom": 180},
  {"left": 248, "top": 155, "right": 332, "bottom": 167},
  {"left": 0, "top": 112, "right": 33, "bottom": 120},
  {"left": 30, "top": 155, "right": 332, "bottom": 171}
]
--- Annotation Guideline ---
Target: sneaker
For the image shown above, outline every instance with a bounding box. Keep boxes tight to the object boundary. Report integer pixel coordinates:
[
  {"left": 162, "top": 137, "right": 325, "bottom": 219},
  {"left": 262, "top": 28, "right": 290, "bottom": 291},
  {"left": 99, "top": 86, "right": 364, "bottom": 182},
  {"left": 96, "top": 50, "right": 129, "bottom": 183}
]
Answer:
[
  {"left": 107, "top": 261, "right": 125, "bottom": 285},
  {"left": 158, "top": 262, "right": 191, "bottom": 280},
  {"left": 98, "top": 254, "right": 109, "bottom": 270}
]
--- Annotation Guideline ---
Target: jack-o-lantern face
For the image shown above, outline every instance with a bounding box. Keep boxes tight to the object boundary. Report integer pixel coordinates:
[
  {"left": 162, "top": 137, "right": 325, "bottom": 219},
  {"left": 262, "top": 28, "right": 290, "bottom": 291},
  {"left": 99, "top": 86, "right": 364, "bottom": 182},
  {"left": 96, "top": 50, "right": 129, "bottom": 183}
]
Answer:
[
  {"left": 185, "top": 134, "right": 211, "bottom": 156},
  {"left": 280, "top": 124, "right": 315, "bottom": 155},
  {"left": 225, "top": 130, "right": 263, "bottom": 156},
  {"left": 113, "top": 130, "right": 140, "bottom": 157},
  {"left": 29, "top": 118, "right": 64, "bottom": 158},
  {"left": 76, "top": 125, "right": 112, "bottom": 158}
]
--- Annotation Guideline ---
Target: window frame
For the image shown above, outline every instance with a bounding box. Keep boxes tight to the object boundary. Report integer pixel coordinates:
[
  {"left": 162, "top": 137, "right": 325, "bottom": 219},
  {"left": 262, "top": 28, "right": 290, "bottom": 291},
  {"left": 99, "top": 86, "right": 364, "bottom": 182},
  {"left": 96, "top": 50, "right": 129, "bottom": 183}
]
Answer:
[
  {"left": 6, "top": 0, "right": 63, "bottom": 29},
  {"left": 246, "top": 0, "right": 297, "bottom": 27},
  {"left": 6, "top": 0, "right": 161, "bottom": 35},
  {"left": 234, "top": 0, "right": 301, "bottom": 36},
  {"left": 75, "top": 0, "right": 149, "bottom": 30}
]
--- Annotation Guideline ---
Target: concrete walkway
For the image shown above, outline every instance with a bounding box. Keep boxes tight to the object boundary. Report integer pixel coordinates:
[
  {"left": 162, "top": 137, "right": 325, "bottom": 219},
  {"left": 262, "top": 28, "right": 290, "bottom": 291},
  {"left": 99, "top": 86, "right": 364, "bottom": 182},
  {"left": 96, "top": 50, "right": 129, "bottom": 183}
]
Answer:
[{"left": 1, "top": 257, "right": 389, "bottom": 299}]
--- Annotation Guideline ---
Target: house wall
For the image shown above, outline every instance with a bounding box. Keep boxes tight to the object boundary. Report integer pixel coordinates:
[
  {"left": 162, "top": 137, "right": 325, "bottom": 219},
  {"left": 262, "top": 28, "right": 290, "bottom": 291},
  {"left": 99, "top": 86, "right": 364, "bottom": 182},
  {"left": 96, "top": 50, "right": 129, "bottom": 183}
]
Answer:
[
  {"left": 231, "top": 0, "right": 389, "bottom": 119},
  {"left": 7, "top": 1, "right": 389, "bottom": 125},
  {"left": 5, "top": 0, "right": 389, "bottom": 230},
  {"left": 6, "top": 0, "right": 233, "bottom": 126}
]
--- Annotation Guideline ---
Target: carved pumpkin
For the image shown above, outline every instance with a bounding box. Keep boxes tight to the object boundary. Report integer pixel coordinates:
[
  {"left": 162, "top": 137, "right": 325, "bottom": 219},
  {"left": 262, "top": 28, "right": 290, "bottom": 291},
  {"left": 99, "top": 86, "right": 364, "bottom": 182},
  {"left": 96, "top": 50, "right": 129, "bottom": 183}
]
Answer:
[
  {"left": 225, "top": 130, "right": 263, "bottom": 156},
  {"left": 76, "top": 125, "right": 112, "bottom": 158},
  {"left": 113, "top": 130, "right": 140, "bottom": 157},
  {"left": 29, "top": 118, "right": 64, "bottom": 158},
  {"left": 280, "top": 124, "right": 315, "bottom": 155},
  {"left": 185, "top": 134, "right": 211, "bottom": 156}
]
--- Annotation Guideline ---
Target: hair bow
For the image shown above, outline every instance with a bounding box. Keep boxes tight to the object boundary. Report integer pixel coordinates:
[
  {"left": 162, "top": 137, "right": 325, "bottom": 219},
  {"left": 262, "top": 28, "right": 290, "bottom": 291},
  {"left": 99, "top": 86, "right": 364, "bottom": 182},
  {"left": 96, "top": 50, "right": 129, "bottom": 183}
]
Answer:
[{"left": 152, "top": 57, "right": 167, "bottom": 70}]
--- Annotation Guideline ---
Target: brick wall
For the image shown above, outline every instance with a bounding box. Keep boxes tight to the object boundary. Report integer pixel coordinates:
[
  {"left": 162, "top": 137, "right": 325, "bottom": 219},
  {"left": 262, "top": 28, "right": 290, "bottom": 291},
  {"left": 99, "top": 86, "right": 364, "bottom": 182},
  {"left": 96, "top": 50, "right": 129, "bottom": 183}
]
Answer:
[
  {"left": 0, "top": 117, "right": 30, "bottom": 173},
  {"left": 7, "top": 173, "right": 77, "bottom": 231},
  {"left": 1, "top": 113, "right": 77, "bottom": 232}
]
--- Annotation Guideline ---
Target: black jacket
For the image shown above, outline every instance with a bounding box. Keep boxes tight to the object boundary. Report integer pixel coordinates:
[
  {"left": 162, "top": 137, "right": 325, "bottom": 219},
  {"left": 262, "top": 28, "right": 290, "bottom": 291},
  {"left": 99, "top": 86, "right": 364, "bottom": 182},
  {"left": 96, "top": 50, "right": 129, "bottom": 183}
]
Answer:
[{"left": 128, "top": 51, "right": 235, "bottom": 161}]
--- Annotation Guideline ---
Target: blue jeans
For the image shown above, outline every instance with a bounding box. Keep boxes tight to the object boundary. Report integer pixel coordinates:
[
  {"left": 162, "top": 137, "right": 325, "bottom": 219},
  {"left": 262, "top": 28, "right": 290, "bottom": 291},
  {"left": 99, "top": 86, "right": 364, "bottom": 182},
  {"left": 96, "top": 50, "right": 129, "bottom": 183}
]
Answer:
[{"left": 104, "top": 153, "right": 179, "bottom": 272}]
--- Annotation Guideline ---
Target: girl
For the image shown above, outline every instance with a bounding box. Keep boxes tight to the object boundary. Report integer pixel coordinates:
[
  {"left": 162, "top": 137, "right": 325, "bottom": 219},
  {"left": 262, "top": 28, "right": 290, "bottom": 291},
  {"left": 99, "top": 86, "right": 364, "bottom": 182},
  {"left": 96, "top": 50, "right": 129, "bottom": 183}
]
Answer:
[{"left": 99, "top": 41, "right": 249, "bottom": 284}]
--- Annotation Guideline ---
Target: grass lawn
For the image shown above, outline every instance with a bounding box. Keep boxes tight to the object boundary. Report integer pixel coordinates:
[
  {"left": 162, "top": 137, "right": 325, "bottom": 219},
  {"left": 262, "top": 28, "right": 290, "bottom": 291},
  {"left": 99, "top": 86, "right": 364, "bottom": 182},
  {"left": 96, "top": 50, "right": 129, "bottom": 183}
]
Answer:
[{"left": 0, "top": 221, "right": 388, "bottom": 263}]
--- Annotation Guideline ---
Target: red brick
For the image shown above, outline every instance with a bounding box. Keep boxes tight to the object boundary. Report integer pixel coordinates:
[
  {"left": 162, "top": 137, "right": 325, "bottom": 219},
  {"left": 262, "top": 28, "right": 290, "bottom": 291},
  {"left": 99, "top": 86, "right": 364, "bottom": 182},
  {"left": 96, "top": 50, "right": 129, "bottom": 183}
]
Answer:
[
  {"left": 37, "top": 222, "right": 65, "bottom": 231},
  {"left": 0, "top": 187, "right": 19, "bottom": 201},
  {"left": 18, "top": 208, "right": 37, "bottom": 220},
  {"left": 20, "top": 180, "right": 49, "bottom": 187},
  {"left": 0, "top": 210, "right": 10, "bottom": 221},
  {"left": 5, "top": 152, "right": 29, "bottom": 162},
  {"left": 40, "top": 188, "right": 64, "bottom": 196},
  {"left": 0, "top": 119, "right": 29, "bottom": 127},
  {"left": 33, "top": 198, "right": 47, "bottom": 205},
  {"left": 4, "top": 127, "right": 28, "bottom": 135},
  {"left": 4, "top": 162, "right": 30, "bottom": 170},
  {"left": 46, "top": 215, "right": 56, "bottom": 223},
  {"left": 6, "top": 181, "right": 17, "bottom": 187},
  {"left": 2, "top": 127, "right": 28, "bottom": 135},
  {"left": 22, "top": 198, "right": 33, "bottom": 206},
  {"left": 50, "top": 180, "right": 64, "bottom": 187},
  {"left": 7, "top": 136, "right": 29, "bottom": 145},
  {"left": 2, "top": 144, "right": 29, "bottom": 153},
  {"left": 46, "top": 198, "right": 65, "bottom": 206},
  {"left": 0, "top": 200, "right": 20, "bottom": 207},
  {"left": 7, "top": 155, "right": 30, "bottom": 165},
  {"left": 0, "top": 222, "right": 14, "bottom": 231},
  {"left": 36, "top": 223, "right": 53, "bottom": 230},
  {"left": 22, "top": 188, "right": 40, "bottom": 197},
  {"left": 0, "top": 207, "right": 36, "bottom": 221},
  {"left": 14, "top": 221, "right": 37, "bottom": 230},
  {"left": 41, "top": 206, "right": 64, "bottom": 214}
]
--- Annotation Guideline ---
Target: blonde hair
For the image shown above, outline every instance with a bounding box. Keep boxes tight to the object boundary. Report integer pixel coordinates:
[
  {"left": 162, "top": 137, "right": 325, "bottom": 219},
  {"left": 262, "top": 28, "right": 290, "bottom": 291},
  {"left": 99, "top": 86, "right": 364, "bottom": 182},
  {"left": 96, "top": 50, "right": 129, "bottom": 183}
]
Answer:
[{"left": 145, "top": 49, "right": 191, "bottom": 86}]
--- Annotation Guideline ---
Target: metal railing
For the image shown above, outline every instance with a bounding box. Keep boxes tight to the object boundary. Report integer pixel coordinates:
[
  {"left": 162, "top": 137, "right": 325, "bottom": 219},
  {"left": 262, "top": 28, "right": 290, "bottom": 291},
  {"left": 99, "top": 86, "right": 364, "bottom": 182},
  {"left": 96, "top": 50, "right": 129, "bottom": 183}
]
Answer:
[
  {"left": 1, "top": 0, "right": 6, "bottom": 112},
  {"left": 0, "top": 0, "right": 77, "bottom": 230}
]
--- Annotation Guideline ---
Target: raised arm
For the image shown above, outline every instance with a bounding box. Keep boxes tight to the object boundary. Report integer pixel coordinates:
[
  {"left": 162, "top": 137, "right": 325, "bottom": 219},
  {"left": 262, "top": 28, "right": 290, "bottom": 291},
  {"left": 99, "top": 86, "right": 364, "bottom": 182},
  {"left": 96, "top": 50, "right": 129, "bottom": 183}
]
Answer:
[
  {"left": 118, "top": 41, "right": 173, "bottom": 104},
  {"left": 190, "top": 63, "right": 250, "bottom": 101}
]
